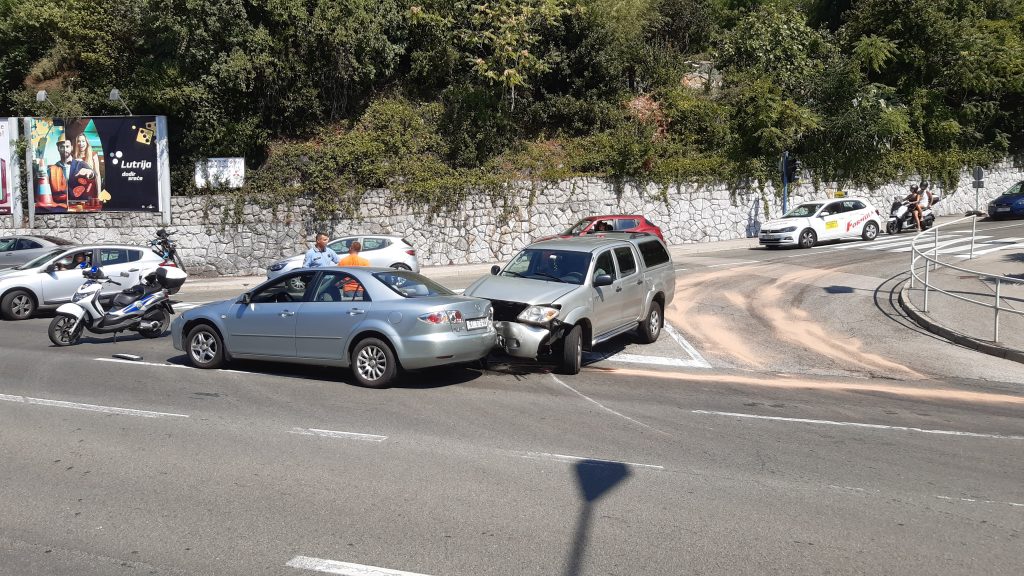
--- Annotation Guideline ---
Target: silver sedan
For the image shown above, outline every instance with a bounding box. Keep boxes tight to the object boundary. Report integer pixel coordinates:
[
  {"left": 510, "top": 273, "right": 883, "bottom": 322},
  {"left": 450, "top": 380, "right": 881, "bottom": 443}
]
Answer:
[{"left": 171, "top": 267, "right": 495, "bottom": 387}]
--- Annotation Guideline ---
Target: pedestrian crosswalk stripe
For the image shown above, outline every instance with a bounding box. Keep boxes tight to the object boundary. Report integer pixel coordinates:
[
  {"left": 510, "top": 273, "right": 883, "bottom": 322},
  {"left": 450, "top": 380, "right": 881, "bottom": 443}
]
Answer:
[
  {"left": 954, "top": 239, "right": 1024, "bottom": 258},
  {"left": 886, "top": 236, "right": 991, "bottom": 253}
]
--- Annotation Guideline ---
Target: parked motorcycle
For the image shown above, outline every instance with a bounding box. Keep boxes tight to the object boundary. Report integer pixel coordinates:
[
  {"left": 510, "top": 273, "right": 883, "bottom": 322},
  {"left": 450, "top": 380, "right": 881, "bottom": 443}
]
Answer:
[
  {"left": 150, "top": 228, "right": 186, "bottom": 272},
  {"left": 886, "top": 196, "right": 940, "bottom": 234},
  {"left": 47, "top": 265, "right": 187, "bottom": 346}
]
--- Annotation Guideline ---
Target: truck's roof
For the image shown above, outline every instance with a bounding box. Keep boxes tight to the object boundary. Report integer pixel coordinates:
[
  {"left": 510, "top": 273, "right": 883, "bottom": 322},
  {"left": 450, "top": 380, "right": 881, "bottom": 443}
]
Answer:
[{"left": 527, "top": 234, "right": 659, "bottom": 253}]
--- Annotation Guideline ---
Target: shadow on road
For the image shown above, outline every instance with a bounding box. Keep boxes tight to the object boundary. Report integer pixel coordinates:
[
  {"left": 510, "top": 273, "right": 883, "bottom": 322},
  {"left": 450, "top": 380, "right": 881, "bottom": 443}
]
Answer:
[{"left": 564, "top": 460, "right": 632, "bottom": 576}]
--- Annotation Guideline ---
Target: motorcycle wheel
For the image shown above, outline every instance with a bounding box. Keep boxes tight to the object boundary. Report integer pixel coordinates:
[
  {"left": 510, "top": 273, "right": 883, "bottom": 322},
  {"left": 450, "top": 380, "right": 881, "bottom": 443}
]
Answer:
[
  {"left": 886, "top": 221, "right": 898, "bottom": 235},
  {"left": 48, "top": 313, "right": 83, "bottom": 346},
  {"left": 139, "top": 308, "right": 170, "bottom": 338}
]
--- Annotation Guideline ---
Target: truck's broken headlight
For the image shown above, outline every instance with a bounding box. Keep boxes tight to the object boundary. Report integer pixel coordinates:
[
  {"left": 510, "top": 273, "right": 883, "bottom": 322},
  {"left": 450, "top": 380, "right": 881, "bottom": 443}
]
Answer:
[{"left": 518, "top": 305, "right": 559, "bottom": 325}]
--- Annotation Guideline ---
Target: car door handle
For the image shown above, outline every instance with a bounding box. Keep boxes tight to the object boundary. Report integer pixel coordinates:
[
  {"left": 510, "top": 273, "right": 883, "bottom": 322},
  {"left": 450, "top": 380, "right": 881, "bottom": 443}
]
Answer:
[
  {"left": 635, "top": 280, "right": 643, "bottom": 285},
  {"left": 348, "top": 308, "right": 366, "bottom": 316},
  {"left": 279, "top": 310, "right": 295, "bottom": 317},
  {"left": 615, "top": 287, "right": 622, "bottom": 293}
]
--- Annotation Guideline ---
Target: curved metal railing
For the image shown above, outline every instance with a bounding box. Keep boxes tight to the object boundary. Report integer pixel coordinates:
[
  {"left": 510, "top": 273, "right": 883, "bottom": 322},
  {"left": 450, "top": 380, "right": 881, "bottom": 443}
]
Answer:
[{"left": 909, "top": 215, "right": 1024, "bottom": 342}]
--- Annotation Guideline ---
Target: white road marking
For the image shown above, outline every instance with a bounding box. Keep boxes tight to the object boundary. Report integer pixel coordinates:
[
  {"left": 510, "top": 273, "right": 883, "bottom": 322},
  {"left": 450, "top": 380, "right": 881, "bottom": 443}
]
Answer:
[
  {"left": 664, "top": 323, "right": 712, "bottom": 368},
  {"left": 692, "top": 410, "right": 1024, "bottom": 439},
  {"left": 514, "top": 450, "right": 664, "bottom": 470},
  {"left": 706, "top": 260, "right": 759, "bottom": 268},
  {"left": 885, "top": 236, "right": 991, "bottom": 253},
  {"left": 173, "top": 301, "right": 211, "bottom": 311},
  {"left": 550, "top": 375, "right": 666, "bottom": 434},
  {"left": 287, "top": 556, "right": 433, "bottom": 576},
  {"left": 0, "top": 393, "right": 189, "bottom": 419},
  {"left": 935, "top": 495, "right": 1024, "bottom": 508},
  {"left": 288, "top": 427, "right": 387, "bottom": 442},
  {"left": 95, "top": 357, "right": 188, "bottom": 369},
  {"left": 586, "top": 352, "right": 711, "bottom": 368},
  {"left": 955, "top": 239, "right": 1024, "bottom": 258}
]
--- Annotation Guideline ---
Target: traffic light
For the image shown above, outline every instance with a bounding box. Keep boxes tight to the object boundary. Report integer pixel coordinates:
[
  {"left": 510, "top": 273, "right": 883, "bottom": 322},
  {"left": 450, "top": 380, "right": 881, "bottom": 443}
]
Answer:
[{"left": 784, "top": 156, "right": 800, "bottom": 183}]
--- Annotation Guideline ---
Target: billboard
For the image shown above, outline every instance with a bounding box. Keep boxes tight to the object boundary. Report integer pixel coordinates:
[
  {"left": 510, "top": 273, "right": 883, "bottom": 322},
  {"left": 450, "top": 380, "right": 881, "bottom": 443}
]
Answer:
[
  {"left": 26, "top": 116, "right": 164, "bottom": 214},
  {"left": 0, "top": 118, "right": 16, "bottom": 216}
]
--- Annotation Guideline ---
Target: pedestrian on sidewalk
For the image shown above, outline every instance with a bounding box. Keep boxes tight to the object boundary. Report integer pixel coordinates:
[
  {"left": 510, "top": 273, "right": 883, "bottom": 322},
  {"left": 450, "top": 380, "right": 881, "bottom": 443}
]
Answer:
[{"left": 303, "top": 232, "right": 340, "bottom": 268}]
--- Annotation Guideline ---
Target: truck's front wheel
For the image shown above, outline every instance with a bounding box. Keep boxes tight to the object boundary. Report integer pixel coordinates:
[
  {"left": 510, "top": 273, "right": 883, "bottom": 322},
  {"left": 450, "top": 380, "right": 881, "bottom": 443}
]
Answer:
[{"left": 559, "top": 325, "right": 583, "bottom": 375}]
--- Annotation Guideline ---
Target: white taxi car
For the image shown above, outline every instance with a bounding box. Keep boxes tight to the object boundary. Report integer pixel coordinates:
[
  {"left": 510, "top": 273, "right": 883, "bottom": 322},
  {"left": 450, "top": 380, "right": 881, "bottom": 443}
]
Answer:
[{"left": 759, "top": 198, "right": 883, "bottom": 249}]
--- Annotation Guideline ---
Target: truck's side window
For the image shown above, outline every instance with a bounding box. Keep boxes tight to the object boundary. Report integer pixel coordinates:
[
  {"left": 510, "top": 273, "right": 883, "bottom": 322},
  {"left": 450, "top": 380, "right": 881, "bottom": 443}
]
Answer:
[
  {"left": 613, "top": 247, "right": 637, "bottom": 277},
  {"left": 638, "top": 240, "right": 670, "bottom": 267},
  {"left": 594, "top": 251, "right": 616, "bottom": 280}
]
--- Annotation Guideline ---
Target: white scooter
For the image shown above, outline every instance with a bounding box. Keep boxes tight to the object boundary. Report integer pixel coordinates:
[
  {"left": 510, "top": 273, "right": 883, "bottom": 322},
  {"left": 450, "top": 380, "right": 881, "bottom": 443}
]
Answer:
[
  {"left": 886, "top": 196, "right": 940, "bottom": 234},
  {"left": 48, "top": 265, "right": 186, "bottom": 346}
]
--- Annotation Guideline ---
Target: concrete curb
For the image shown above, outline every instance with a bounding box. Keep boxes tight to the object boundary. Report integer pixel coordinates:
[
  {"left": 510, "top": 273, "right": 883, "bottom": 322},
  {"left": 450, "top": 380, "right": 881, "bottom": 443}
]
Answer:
[{"left": 898, "top": 280, "right": 1024, "bottom": 364}]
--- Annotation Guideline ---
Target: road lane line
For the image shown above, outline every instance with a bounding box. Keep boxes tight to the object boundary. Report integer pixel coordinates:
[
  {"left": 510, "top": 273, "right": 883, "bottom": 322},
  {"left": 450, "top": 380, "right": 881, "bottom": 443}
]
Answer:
[
  {"left": 935, "top": 495, "right": 1024, "bottom": 508},
  {"left": 586, "top": 352, "right": 711, "bottom": 368},
  {"left": 514, "top": 451, "right": 664, "bottom": 470},
  {"left": 95, "top": 357, "right": 188, "bottom": 369},
  {"left": 706, "top": 260, "right": 759, "bottom": 268},
  {"left": 550, "top": 375, "right": 667, "bottom": 435},
  {"left": 0, "top": 393, "right": 189, "bottom": 419},
  {"left": 692, "top": 410, "right": 1024, "bottom": 439},
  {"left": 664, "top": 323, "right": 712, "bottom": 368},
  {"left": 288, "top": 427, "right": 387, "bottom": 442},
  {"left": 287, "top": 556, "right": 433, "bottom": 576}
]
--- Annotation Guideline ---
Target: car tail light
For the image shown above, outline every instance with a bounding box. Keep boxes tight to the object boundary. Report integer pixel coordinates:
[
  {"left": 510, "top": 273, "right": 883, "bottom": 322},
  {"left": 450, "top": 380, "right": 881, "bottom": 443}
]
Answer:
[
  {"left": 417, "top": 310, "right": 463, "bottom": 324},
  {"left": 159, "top": 261, "right": 177, "bottom": 267},
  {"left": 406, "top": 249, "right": 416, "bottom": 255}
]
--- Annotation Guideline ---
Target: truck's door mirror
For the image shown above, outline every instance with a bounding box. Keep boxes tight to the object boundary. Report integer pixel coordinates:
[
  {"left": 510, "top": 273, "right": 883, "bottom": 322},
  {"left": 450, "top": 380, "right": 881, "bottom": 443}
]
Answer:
[
  {"left": 490, "top": 265, "right": 500, "bottom": 276},
  {"left": 593, "top": 274, "right": 613, "bottom": 287}
]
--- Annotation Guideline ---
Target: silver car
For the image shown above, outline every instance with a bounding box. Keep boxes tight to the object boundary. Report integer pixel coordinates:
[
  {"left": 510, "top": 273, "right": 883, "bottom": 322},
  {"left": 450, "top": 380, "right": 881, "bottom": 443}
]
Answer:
[
  {"left": 171, "top": 267, "right": 495, "bottom": 388},
  {"left": 0, "top": 235, "right": 74, "bottom": 268},
  {"left": 266, "top": 235, "right": 420, "bottom": 281},
  {"left": 0, "top": 245, "right": 165, "bottom": 320}
]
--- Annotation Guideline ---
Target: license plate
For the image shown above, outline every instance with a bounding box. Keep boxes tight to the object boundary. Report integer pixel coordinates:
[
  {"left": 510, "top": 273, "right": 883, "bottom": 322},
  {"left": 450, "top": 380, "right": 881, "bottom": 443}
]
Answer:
[
  {"left": 997, "top": 207, "right": 1011, "bottom": 212},
  {"left": 466, "top": 318, "right": 489, "bottom": 330}
]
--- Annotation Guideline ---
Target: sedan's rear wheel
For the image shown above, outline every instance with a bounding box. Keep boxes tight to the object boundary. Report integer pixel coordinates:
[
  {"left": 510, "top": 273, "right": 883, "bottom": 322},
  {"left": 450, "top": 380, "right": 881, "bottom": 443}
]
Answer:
[
  {"left": 862, "top": 221, "right": 879, "bottom": 241},
  {"left": 351, "top": 337, "right": 397, "bottom": 388},
  {"left": 798, "top": 229, "right": 817, "bottom": 249},
  {"left": 389, "top": 263, "right": 411, "bottom": 270}
]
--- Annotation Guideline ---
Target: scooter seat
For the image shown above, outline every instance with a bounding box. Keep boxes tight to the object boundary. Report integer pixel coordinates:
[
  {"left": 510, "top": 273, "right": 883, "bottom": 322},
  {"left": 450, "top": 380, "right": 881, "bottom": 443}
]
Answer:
[{"left": 113, "top": 283, "right": 163, "bottom": 307}]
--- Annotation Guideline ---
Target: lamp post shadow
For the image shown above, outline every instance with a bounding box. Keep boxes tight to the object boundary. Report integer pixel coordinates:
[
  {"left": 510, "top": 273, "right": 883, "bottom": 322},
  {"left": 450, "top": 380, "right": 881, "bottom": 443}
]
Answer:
[{"left": 564, "top": 460, "right": 632, "bottom": 576}]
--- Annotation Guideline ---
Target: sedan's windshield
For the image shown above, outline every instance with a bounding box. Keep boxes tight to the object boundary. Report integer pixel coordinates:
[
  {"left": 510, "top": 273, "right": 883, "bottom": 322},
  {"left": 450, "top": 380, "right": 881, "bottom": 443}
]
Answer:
[
  {"left": 562, "top": 219, "right": 592, "bottom": 235},
  {"left": 501, "top": 249, "right": 592, "bottom": 284},
  {"left": 374, "top": 271, "right": 454, "bottom": 298},
  {"left": 15, "top": 248, "right": 65, "bottom": 270},
  {"left": 783, "top": 203, "right": 822, "bottom": 218}
]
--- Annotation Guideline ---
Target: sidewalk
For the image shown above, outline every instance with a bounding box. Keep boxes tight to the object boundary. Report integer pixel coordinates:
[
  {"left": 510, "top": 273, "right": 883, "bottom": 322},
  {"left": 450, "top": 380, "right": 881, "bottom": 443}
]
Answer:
[
  {"left": 184, "top": 236, "right": 760, "bottom": 290},
  {"left": 899, "top": 238, "right": 1024, "bottom": 363}
]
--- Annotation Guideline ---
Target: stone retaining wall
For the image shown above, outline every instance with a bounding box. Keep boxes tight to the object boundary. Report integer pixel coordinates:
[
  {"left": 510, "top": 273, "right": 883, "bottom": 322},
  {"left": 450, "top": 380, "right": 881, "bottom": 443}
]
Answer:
[{"left": 1, "top": 163, "right": 1021, "bottom": 276}]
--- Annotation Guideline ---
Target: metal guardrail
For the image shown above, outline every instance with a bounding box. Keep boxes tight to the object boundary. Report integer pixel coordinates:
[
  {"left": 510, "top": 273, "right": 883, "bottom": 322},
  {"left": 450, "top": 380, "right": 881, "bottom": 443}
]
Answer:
[{"left": 909, "top": 215, "right": 1024, "bottom": 342}]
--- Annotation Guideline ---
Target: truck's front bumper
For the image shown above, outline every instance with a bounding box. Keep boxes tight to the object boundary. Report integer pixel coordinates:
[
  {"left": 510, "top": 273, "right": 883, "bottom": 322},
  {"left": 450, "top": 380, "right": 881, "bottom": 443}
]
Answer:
[{"left": 493, "top": 321, "right": 551, "bottom": 359}]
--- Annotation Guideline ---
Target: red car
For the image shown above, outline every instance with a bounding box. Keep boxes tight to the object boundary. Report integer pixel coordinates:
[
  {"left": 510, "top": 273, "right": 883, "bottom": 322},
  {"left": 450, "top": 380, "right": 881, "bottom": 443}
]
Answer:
[{"left": 541, "top": 215, "right": 665, "bottom": 241}]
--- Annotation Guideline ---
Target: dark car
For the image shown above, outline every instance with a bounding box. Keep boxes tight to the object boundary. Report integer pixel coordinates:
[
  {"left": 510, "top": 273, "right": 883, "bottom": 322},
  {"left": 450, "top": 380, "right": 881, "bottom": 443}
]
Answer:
[
  {"left": 0, "top": 235, "right": 74, "bottom": 269},
  {"left": 988, "top": 181, "right": 1024, "bottom": 219},
  {"left": 540, "top": 215, "right": 665, "bottom": 242}
]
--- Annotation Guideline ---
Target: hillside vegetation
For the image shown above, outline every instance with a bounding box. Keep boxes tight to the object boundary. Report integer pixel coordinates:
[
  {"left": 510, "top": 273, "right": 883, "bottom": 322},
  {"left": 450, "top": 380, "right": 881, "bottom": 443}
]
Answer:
[{"left": 2, "top": 0, "right": 1022, "bottom": 213}]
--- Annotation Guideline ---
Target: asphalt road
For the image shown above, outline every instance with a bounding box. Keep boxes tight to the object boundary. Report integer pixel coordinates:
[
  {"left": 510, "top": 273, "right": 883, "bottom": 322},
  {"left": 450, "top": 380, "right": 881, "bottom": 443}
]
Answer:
[{"left": 1, "top": 219, "right": 1022, "bottom": 575}]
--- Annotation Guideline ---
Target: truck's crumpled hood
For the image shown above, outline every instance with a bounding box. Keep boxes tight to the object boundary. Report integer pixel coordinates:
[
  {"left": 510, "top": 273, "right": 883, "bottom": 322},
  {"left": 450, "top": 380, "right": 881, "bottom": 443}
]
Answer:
[{"left": 463, "top": 275, "right": 578, "bottom": 305}]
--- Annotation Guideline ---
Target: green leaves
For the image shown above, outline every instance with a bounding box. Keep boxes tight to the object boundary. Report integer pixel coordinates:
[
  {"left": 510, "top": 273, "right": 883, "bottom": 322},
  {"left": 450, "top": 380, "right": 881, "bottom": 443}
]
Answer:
[{"left": 852, "top": 34, "right": 899, "bottom": 74}]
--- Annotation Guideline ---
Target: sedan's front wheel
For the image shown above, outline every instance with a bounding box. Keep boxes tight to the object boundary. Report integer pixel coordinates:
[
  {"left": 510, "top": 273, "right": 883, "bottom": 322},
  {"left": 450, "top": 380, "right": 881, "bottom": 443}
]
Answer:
[
  {"left": 798, "top": 229, "right": 817, "bottom": 249},
  {"left": 351, "top": 337, "right": 397, "bottom": 388},
  {"left": 187, "top": 325, "right": 225, "bottom": 369}
]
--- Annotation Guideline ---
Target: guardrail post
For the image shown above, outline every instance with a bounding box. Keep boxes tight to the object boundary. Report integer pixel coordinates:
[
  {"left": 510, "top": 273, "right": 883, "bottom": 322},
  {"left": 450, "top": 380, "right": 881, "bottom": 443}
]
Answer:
[
  {"left": 909, "top": 250, "right": 916, "bottom": 289},
  {"left": 923, "top": 259, "right": 930, "bottom": 313},
  {"left": 994, "top": 278, "right": 1001, "bottom": 342}
]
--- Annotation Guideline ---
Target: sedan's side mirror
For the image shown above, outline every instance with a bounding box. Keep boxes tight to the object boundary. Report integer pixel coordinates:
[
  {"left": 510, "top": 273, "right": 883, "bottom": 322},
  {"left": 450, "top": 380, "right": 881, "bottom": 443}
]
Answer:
[
  {"left": 119, "top": 271, "right": 131, "bottom": 277},
  {"left": 490, "top": 265, "right": 500, "bottom": 276},
  {"left": 46, "top": 264, "right": 57, "bottom": 273},
  {"left": 238, "top": 292, "right": 252, "bottom": 304},
  {"left": 819, "top": 212, "right": 830, "bottom": 217},
  {"left": 593, "top": 274, "right": 613, "bottom": 287}
]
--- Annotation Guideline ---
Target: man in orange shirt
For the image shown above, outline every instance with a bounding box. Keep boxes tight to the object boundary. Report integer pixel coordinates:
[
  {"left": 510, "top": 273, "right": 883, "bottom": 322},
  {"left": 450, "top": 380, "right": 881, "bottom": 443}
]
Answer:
[{"left": 337, "top": 241, "right": 370, "bottom": 298}]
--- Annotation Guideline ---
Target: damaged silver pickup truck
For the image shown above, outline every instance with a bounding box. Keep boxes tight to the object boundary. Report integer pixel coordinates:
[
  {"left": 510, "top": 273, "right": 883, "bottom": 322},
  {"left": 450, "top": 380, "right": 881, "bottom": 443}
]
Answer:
[{"left": 463, "top": 233, "right": 676, "bottom": 374}]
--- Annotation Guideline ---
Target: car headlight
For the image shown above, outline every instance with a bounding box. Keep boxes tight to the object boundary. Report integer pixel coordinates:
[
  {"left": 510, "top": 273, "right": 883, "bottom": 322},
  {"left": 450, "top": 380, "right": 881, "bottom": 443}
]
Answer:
[
  {"left": 779, "top": 226, "right": 797, "bottom": 233},
  {"left": 518, "top": 305, "right": 560, "bottom": 325},
  {"left": 268, "top": 262, "right": 287, "bottom": 272}
]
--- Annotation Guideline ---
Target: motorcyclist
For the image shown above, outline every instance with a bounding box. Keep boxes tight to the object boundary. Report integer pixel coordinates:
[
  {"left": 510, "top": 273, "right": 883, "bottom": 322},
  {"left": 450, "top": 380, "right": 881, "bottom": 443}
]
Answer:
[{"left": 903, "top": 184, "right": 924, "bottom": 231}]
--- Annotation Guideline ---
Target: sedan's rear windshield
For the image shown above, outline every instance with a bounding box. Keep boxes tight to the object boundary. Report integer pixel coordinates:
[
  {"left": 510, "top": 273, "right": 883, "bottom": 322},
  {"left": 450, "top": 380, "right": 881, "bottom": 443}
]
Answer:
[
  {"left": 783, "top": 203, "right": 822, "bottom": 218},
  {"left": 16, "top": 248, "right": 66, "bottom": 270},
  {"left": 373, "top": 271, "right": 454, "bottom": 298}
]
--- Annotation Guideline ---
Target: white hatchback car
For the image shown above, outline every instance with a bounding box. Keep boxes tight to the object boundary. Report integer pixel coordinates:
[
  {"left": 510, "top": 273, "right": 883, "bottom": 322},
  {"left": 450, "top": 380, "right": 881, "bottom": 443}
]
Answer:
[
  {"left": 759, "top": 198, "right": 883, "bottom": 249},
  {"left": 0, "top": 244, "right": 165, "bottom": 320},
  {"left": 266, "top": 235, "right": 420, "bottom": 281}
]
